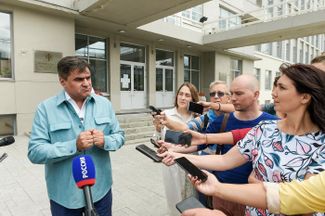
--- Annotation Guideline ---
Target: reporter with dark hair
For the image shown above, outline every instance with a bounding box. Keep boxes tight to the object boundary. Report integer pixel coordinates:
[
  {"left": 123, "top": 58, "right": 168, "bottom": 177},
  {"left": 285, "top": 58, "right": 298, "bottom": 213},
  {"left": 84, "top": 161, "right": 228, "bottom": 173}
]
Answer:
[{"left": 160, "top": 64, "right": 325, "bottom": 216}]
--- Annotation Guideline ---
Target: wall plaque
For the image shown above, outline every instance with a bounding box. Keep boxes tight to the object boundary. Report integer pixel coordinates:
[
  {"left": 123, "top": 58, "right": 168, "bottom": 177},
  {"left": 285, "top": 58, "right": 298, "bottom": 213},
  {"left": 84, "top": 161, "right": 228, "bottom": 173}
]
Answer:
[{"left": 34, "top": 50, "right": 62, "bottom": 73}]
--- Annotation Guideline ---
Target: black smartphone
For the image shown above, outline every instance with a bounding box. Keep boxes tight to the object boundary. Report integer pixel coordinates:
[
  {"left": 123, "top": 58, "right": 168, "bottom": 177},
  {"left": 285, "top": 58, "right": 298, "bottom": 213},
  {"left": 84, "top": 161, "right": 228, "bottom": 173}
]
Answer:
[
  {"left": 149, "top": 105, "right": 162, "bottom": 116},
  {"left": 176, "top": 196, "right": 205, "bottom": 213},
  {"left": 164, "top": 130, "right": 192, "bottom": 146},
  {"left": 150, "top": 138, "right": 160, "bottom": 148},
  {"left": 188, "top": 101, "right": 204, "bottom": 115},
  {"left": 0, "top": 152, "right": 8, "bottom": 163},
  {"left": 175, "top": 157, "right": 207, "bottom": 182},
  {"left": 135, "top": 144, "right": 162, "bottom": 162}
]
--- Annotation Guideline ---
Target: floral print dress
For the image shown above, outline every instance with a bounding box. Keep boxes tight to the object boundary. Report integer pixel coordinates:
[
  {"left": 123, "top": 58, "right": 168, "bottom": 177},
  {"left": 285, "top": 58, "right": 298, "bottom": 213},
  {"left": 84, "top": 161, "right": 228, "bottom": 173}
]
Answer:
[{"left": 237, "top": 120, "right": 325, "bottom": 216}]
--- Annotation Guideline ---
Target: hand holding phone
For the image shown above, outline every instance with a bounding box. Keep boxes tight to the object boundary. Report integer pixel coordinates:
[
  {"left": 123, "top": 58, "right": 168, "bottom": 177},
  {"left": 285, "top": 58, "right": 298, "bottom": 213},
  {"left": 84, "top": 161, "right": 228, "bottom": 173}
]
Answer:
[
  {"left": 164, "top": 130, "right": 192, "bottom": 146},
  {"left": 135, "top": 144, "right": 162, "bottom": 162},
  {"left": 150, "top": 138, "right": 161, "bottom": 148},
  {"left": 188, "top": 101, "right": 204, "bottom": 115},
  {"left": 175, "top": 157, "right": 207, "bottom": 182},
  {"left": 149, "top": 105, "right": 162, "bottom": 116},
  {"left": 176, "top": 196, "right": 205, "bottom": 213}
]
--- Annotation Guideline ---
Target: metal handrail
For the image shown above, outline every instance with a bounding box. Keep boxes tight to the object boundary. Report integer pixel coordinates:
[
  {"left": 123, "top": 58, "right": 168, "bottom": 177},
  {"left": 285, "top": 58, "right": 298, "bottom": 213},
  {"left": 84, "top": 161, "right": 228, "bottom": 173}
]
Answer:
[{"left": 203, "top": 0, "right": 325, "bottom": 34}]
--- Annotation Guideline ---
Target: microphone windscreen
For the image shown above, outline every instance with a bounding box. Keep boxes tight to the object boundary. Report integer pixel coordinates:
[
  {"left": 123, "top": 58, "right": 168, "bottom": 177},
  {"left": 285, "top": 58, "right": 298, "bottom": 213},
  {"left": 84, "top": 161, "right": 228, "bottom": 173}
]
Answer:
[
  {"left": 0, "top": 136, "right": 15, "bottom": 146},
  {"left": 72, "top": 155, "right": 96, "bottom": 188}
]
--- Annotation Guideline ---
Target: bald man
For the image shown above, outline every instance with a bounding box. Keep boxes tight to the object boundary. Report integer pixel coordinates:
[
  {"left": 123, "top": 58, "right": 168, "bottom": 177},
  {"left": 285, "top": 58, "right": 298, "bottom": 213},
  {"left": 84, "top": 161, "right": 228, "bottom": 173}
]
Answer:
[
  {"left": 311, "top": 54, "right": 325, "bottom": 72},
  {"left": 202, "top": 74, "right": 277, "bottom": 215}
]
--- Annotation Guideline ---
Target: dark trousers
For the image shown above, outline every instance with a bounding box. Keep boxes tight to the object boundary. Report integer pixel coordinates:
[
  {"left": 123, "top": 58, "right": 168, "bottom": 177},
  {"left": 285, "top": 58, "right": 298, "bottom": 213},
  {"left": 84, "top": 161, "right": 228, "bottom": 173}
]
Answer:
[{"left": 50, "top": 189, "right": 112, "bottom": 216}]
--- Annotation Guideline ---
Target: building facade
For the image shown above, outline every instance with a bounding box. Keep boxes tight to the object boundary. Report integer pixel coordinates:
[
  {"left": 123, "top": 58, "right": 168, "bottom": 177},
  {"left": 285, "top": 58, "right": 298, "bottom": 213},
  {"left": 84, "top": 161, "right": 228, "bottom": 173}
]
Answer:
[{"left": 0, "top": 0, "right": 324, "bottom": 135}]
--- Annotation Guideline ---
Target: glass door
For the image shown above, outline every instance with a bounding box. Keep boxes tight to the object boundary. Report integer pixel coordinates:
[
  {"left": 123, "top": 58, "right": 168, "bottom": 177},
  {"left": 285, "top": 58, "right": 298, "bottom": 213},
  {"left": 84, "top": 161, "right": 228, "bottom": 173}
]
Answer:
[
  {"left": 155, "top": 66, "right": 174, "bottom": 108},
  {"left": 120, "top": 61, "right": 146, "bottom": 110}
]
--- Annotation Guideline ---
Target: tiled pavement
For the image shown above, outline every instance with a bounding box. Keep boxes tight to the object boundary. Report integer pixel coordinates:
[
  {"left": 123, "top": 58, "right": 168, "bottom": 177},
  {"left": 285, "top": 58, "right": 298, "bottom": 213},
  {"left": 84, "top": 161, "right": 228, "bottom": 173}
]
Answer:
[{"left": 0, "top": 136, "right": 169, "bottom": 216}]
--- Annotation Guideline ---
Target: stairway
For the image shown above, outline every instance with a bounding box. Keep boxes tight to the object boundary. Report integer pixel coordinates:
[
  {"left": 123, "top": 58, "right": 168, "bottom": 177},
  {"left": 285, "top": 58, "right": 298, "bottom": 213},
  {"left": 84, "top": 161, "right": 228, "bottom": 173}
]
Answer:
[{"left": 117, "top": 113, "right": 155, "bottom": 145}]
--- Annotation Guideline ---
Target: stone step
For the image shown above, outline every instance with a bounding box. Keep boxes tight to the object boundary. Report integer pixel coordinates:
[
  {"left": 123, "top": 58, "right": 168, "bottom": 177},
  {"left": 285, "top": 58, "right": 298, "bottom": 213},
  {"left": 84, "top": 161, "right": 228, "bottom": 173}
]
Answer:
[
  {"left": 117, "top": 112, "right": 157, "bottom": 145},
  {"left": 123, "top": 125, "right": 155, "bottom": 134},
  {"left": 117, "top": 113, "right": 152, "bottom": 123},
  {"left": 120, "top": 120, "right": 153, "bottom": 128},
  {"left": 125, "top": 137, "right": 152, "bottom": 145},
  {"left": 125, "top": 130, "right": 154, "bottom": 140}
]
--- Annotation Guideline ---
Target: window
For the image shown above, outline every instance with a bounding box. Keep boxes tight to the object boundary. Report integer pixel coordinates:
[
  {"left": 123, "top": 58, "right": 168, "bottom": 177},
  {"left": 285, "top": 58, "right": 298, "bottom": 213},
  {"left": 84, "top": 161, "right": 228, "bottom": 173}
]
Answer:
[
  {"left": 276, "top": 41, "right": 282, "bottom": 58},
  {"left": 0, "top": 115, "right": 16, "bottom": 136},
  {"left": 164, "top": 16, "right": 181, "bottom": 26},
  {"left": 120, "top": 43, "right": 145, "bottom": 63},
  {"left": 261, "top": 43, "right": 272, "bottom": 55},
  {"left": 184, "top": 55, "right": 200, "bottom": 89},
  {"left": 156, "top": 50, "right": 174, "bottom": 92},
  {"left": 265, "top": 70, "right": 272, "bottom": 90},
  {"left": 266, "top": 0, "right": 274, "bottom": 19},
  {"left": 219, "top": 7, "right": 241, "bottom": 30},
  {"left": 181, "top": 5, "right": 203, "bottom": 22},
  {"left": 305, "top": 44, "right": 309, "bottom": 63},
  {"left": 156, "top": 50, "right": 174, "bottom": 66},
  {"left": 292, "top": 39, "right": 297, "bottom": 63},
  {"left": 299, "top": 41, "right": 304, "bottom": 63},
  {"left": 285, "top": 40, "right": 290, "bottom": 61},
  {"left": 75, "top": 34, "right": 108, "bottom": 93},
  {"left": 0, "top": 12, "right": 12, "bottom": 79},
  {"left": 231, "top": 59, "right": 242, "bottom": 80}
]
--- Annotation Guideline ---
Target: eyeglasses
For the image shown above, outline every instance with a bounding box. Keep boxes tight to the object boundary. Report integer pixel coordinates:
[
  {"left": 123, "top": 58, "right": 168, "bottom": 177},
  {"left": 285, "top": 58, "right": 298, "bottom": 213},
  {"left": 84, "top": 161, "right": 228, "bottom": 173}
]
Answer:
[{"left": 209, "top": 91, "right": 226, "bottom": 98}]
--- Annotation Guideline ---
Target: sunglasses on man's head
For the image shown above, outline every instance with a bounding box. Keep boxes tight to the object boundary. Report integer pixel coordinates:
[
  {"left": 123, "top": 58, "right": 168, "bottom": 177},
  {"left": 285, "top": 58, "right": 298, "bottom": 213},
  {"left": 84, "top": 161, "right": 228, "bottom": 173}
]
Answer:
[{"left": 209, "top": 91, "right": 226, "bottom": 98}]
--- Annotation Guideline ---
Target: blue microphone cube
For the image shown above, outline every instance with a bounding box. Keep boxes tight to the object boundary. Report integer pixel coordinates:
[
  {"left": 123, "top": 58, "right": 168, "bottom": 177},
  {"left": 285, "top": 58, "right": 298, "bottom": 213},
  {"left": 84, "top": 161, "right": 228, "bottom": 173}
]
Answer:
[{"left": 72, "top": 155, "right": 96, "bottom": 188}]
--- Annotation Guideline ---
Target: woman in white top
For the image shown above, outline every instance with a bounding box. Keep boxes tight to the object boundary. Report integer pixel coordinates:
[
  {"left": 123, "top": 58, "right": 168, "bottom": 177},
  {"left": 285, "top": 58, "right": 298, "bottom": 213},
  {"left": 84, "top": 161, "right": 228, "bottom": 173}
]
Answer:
[{"left": 154, "top": 82, "right": 199, "bottom": 216}]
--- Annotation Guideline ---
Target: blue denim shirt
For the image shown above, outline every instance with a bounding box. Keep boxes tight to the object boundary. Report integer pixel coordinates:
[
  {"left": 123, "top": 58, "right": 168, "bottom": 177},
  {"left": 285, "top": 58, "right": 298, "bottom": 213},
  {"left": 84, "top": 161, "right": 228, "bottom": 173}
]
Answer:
[{"left": 28, "top": 91, "right": 125, "bottom": 208}]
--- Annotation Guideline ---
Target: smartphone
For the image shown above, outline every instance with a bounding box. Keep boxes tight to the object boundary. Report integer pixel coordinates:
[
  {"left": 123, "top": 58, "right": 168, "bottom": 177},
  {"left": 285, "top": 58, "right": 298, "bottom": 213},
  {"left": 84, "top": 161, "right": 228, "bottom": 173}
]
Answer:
[
  {"left": 176, "top": 196, "right": 205, "bottom": 213},
  {"left": 188, "top": 101, "right": 204, "bottom": 115},
  {"left": 149, "top": 105, "right": 162, "bottom": 116},
  {"left": 164, "top": 130, "right": 192, "bottom": 146},
  {"left": 135, "top": 144, "right": 162, "bottom": 162},
  {"left": 150, "top": 138, "right": 160, "bottom": 148},
  {"left": 175, "top": 157, "right": 207, "bottom": 182},
  {"left": 0, "top": 152, "right": 8, "bottom": 163}
]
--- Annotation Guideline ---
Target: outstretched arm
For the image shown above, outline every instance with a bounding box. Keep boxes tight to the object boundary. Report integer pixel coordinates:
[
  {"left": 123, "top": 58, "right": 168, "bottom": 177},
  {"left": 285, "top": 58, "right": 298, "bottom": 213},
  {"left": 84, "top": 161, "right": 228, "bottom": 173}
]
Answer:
[
  {"left": 190, "top": 171, "right": 267, "bottom": 209},
  {"left": 159, "top": 143, "right": 247, "bottom": 171},
  {"left": 188, "top": 128, "right": 251, "bottom": 146},
  {"left": 155, "top": 112, "right": 189, "bottom": 131},
  {"left": 198, "top": 102, "right": 235, "bottom": 113},
  {"left": 182, "top": 208, "right": 226, "bottom": 216},
  {"left": 190, "top": 171, "right": 325, "bottom": 215}
]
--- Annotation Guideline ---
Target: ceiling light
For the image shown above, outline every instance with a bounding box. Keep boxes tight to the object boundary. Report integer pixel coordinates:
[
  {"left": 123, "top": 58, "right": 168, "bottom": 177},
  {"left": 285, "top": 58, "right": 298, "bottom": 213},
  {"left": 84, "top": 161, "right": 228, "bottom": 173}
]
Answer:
[
  {"left": 118, "top": 29, "right": 126, "bottom": 33},
  {"left": 158, "top": 39, "right": 164, "bottom": 42}
]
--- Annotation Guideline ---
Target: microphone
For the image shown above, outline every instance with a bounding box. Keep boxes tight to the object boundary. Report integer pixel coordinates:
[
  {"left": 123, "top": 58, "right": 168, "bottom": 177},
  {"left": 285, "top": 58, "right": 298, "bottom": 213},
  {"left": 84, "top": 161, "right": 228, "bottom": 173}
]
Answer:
[
  {"left": 72, "top": 155, "right": 98, "bottom": 216},
  {"left": 0, "top": 136, "right": 15, "bottom": 147}
]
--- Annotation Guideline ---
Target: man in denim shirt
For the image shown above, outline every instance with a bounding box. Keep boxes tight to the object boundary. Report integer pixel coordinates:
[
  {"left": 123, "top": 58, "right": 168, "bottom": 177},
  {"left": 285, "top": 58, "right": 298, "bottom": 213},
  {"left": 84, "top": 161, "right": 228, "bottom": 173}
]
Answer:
[{"left": 28, "top": 56, "right": 125, "bottom": 216}]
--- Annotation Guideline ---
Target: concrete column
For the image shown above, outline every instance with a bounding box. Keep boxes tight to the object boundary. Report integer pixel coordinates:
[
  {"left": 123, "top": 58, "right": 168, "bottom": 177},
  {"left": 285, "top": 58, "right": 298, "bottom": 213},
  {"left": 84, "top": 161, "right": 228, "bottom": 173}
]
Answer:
[
  {"left": 242, "top": 59, "right": 254, "bottom": 75},
  {"left": 109, "top": 36, "right": 121, "bottom": 111},
  {"left": 215, "top": 53, "right": 230, "bottom": 85},
  {"left": 147, "top": 44, "right": 156, "bottom": 106},
  {"left": 201, "top": 51, "right": 216, "bottom": 94},
  {"left": 175, "top": 49, "right": 184, "bottom": 88}
]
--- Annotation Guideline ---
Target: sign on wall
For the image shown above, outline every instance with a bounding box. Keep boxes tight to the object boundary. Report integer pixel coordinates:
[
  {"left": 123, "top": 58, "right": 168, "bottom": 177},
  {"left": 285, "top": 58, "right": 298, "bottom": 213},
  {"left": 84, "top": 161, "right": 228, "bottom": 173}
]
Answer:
[{"left": 34, "top": 50, "right": 62, "bottom": 73}]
